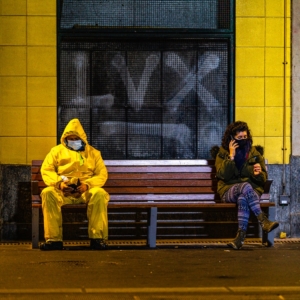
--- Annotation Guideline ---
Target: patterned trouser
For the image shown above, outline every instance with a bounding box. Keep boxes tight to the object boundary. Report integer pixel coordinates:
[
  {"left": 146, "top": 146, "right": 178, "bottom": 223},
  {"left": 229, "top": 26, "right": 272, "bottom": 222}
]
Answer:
[{"left": 221, "top": 182, "right": 262, "bottom": 231}]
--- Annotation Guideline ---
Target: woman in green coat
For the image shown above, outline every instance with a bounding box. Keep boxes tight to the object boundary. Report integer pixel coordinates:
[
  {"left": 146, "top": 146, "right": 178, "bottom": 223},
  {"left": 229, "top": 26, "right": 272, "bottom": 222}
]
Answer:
[{"left": 215, "top": 121, "right": 279, "bottom": 250}]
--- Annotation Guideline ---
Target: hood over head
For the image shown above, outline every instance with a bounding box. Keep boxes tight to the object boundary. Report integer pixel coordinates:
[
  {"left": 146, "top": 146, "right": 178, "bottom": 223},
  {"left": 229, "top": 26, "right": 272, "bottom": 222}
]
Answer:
[{"left": 61, "top": 119, "right": 88, "bottom": 148}]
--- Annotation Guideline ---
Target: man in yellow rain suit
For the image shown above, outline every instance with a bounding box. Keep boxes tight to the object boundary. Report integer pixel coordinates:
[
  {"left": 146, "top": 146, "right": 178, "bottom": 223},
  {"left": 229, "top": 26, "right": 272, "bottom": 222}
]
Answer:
[{"left": 40, "top": 118, "right": 109, "bottom": 250}]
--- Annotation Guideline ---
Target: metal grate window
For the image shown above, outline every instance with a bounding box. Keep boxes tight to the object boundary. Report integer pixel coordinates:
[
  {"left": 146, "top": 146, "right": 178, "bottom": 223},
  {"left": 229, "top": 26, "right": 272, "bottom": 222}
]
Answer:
[
  {"left": 59, "top": 0, "right": 232, "bottom": 31},
  {"left": 58, "top": 39, "right": 229, "bottom": 159},
  {"left": 57, "top": 0, "right": 234, "bottom": 159}
]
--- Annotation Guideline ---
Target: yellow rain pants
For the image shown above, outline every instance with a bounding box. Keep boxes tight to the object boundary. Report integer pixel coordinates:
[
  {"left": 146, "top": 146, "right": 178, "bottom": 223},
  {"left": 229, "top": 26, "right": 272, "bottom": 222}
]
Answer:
[{"left": 41, "top": 186, "right": 109, "bottom": 241}]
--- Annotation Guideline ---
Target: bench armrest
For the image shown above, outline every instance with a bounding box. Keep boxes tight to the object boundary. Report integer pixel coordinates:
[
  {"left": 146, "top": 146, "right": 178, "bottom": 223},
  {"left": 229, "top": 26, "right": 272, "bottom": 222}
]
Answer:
[
  {"left": 263, "top": 179, "right": 273, "bottom": 194},
  {"left": 31, "top": 181, "right": 40, "bottom": 195}
]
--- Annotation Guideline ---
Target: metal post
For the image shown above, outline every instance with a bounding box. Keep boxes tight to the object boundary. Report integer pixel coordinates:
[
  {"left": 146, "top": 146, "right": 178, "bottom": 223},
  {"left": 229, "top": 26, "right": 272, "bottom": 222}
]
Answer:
[
  {"left": 32, "top": 207, "right": 40, "bottom": 249},
  {"left": 147, "top": 207, "right": 157, "bottom": 248},
  {"left": 262, "top": 207, "right": 276, "bottom": 247}
]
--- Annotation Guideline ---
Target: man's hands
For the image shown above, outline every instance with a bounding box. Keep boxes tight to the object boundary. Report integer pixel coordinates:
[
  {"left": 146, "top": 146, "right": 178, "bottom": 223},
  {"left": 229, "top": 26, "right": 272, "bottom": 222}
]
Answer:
[
  {"left": 60, "top": 182, "right": 74, "bottom": 197},
  {"left": 60, "top": 181, "right": 88, "bottom": 198},
  {"left": 76, "top": 183, "right": 88, "bottom": 194}
]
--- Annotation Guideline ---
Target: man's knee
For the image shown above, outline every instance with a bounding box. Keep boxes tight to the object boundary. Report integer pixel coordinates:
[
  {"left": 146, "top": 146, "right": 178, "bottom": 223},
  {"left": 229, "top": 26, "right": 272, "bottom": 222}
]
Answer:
[
  {"left": 41, "top": 186, "right": 56, "bottom": 196},
  {"left": 88, "top": 187, "right": 109, "bottom": 204},
  {"left": 41, "top": 186, "right": 59, "bottom": 203}
]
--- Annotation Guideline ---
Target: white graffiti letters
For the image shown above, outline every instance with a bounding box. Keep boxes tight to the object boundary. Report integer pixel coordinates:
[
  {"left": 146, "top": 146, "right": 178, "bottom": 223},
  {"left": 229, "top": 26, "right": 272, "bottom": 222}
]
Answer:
[
  {"left": 165, "top": 52, "right": 220, "bottom": 112},
  {"left": 111, "top": 51, "right": 220, "bottom": 112},
  {"left": 111, "top": 53, "right": 160, "bottom": 111}
]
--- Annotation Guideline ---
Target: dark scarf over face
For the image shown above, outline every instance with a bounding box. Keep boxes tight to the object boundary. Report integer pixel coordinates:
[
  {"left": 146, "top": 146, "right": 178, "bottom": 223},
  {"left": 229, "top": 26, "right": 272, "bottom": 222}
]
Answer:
[{"left": 234, "top": 140, "right": 251, "bottom": 171}]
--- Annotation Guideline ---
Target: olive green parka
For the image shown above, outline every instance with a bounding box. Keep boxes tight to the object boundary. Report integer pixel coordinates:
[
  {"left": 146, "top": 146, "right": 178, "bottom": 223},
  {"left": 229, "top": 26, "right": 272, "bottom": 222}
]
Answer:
[{"left": 215, "top": 146, "right": 267, "bottom": 199}]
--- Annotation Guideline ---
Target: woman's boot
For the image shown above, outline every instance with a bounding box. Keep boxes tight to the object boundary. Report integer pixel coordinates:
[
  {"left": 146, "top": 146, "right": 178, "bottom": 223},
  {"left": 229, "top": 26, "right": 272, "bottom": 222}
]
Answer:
[
  {"left": 257, "top": 212, "right": 279, "bottom": 233},
  {"left": 227, "top": 229, "right": 246, "bottom": 250}
]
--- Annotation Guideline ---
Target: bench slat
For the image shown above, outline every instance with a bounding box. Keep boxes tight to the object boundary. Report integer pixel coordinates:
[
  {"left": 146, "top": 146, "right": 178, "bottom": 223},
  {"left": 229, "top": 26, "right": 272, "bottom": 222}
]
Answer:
[
  {"left": 32, "top": 165, "right": 215, "bottom": 173},
  {"left": 32, "top": 173, "right": 216, "bottom": 181},
  {"left": 32, "top": 193, "right": 218, "bottom": 201},
  {"left": 32, "top": 201, "right": 275, "bottom": 209},
  {"left": 108, "top": 173, "right": 215, "bottom": 179},
  {"left": 35, "top": 186, "right": 216, "bottom": 195},
  {"left": 104, "top": 159, "right": 215, "bottom": 166},
  {"left": 32, "top": 159, "right": 216, "bottom": 166},
  {"left": 35, "top": 179, "right": 216, "bottom": 187},
  {"left": 97, "top": 186, "right": 216, "bottom": 194},
  {"left": 32, "top": 173, "right": 216, "bottom": 182},
  {"left": 105, "top": 179, "right": 216, "bottom": 187},
  {"left": 31, "top": 166, "right": 41, "bottom": 174},
  {"left": 32, "top": 192, "right": 271, "bottom": 203},
  {"left": 106, "top": 166, "right": 214, "bottom": 173}
]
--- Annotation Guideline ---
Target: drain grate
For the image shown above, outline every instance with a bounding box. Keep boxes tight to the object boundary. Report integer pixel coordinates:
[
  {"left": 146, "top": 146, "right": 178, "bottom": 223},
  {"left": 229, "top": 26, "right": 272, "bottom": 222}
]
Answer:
[{"left": 1, "top": 238, "right": 300, "bottom": 247}]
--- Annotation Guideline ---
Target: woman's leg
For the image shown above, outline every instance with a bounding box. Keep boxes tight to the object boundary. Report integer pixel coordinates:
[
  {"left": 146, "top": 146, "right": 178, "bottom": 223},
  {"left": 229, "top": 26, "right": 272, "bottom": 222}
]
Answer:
[
  {"left": 222, "top": 182, "right": 262, "bottom": 231},
  {"left": 223, "top": 182, "right": 278, "bottom": 249}
]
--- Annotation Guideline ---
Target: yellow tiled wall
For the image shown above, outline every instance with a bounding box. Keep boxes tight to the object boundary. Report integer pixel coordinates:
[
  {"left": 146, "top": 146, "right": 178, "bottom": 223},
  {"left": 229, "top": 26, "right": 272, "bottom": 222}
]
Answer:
[
  {"left": 0, "top": 0, "right": 292, "bottom": 164},
  {"left": 0, "top": 0, "right": 57, "bottom": 164},
  {"left": 236, "top": 0, "right": 291, "bottom": 164}
]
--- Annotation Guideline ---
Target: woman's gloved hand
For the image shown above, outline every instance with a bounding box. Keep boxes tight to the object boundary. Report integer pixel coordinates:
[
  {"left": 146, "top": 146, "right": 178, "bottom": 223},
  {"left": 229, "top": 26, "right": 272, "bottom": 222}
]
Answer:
[{"left": 253, "top": 163, "right": 262, "bottom": 176}]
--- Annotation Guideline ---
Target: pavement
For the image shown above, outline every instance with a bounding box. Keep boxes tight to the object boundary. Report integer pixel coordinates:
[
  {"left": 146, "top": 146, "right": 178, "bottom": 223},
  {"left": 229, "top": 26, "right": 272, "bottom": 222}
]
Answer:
[{"left": 0, "top": 239, "right": 299, "bottom": 300}]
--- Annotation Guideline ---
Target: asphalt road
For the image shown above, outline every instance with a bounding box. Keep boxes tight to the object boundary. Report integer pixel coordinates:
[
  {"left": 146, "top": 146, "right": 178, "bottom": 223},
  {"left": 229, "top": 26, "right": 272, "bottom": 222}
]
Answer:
[{"left": 0, "top": 241, "right": 299, "bottom": 299}]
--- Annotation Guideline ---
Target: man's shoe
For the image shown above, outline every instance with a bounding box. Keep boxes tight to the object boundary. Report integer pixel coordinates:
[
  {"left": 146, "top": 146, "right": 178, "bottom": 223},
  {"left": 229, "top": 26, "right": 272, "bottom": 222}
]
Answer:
[
  {"left": 90, "top": 239, "right": 108, "bottom": 250},
  {"left": 40, "top": 241, "right": 63, "bottom": 250}
]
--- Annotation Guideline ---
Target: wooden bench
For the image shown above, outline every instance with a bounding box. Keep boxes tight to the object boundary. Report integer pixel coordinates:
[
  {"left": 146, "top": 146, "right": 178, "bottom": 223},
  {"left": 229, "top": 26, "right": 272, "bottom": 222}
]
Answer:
[{"left": 31, "top": 159, "right": 276, "bottom": 249}]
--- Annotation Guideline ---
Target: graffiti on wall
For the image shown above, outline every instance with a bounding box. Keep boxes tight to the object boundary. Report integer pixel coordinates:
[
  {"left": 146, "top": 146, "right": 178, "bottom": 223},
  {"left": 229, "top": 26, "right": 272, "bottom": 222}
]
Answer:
[{"left": 59, "top": 45, "right": 228, "bottom": 159}]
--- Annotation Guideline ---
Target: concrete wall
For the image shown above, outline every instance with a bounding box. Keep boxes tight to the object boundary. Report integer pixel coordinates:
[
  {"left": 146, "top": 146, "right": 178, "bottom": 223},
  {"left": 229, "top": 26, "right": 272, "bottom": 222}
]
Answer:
[
  {"left": 0, "top": 164, "right": 31, "bottom": 240},
  {"left": 290, "top": 0, "right": 300, "bottom": 238},
  {"left": 292, "top": 1, "right": 300, "bottom": 155}
]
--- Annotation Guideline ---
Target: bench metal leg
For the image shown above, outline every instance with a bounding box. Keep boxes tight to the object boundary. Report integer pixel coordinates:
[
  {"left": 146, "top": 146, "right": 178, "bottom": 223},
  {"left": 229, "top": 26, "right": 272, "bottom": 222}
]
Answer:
[
  {"left": 262, "top": 206, "right": 276, "bottom": 247},
  {"left": 32, "top": 207, "right": 40, "bottom": 249},
  {"left": 147, "top": 207, "right": 157, "bottom": 248}
]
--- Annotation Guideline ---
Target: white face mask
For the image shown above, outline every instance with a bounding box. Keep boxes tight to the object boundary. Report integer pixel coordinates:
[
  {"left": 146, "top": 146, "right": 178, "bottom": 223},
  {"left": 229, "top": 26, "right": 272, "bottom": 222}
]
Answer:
[{"left": 67, "top": 140, "right": 82, "bottom": 151}]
